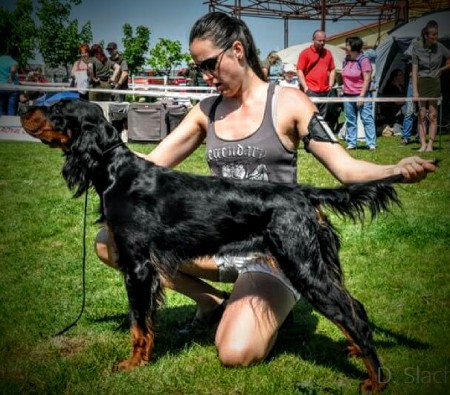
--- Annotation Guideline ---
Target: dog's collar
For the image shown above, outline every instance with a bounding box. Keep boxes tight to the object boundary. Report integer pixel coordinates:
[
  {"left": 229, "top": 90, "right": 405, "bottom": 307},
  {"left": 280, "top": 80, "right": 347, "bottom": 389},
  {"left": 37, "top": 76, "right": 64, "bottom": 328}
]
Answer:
[{"left": 102, "top": 142, "right": 125, "bottom": 156}]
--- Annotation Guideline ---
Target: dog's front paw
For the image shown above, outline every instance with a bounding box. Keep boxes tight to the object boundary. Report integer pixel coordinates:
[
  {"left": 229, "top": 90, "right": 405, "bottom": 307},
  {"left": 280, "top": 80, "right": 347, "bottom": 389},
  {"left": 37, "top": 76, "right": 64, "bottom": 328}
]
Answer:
[
  {"left": 113, "top": 357, "right": 146, "bottom": 372},
  {"left": 358, "top": 378, "right": 387, "bottom": 394}
]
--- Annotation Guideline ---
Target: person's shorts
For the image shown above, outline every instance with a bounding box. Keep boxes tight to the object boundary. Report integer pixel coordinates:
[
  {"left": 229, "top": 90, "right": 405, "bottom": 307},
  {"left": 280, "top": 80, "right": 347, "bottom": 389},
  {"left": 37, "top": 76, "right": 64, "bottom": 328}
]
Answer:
[
  {"left": 214, "top": 253, "right": 301, "bottom": 302},
  {"left": 418, "top": 77, "right": 440, "bottom": 100}
]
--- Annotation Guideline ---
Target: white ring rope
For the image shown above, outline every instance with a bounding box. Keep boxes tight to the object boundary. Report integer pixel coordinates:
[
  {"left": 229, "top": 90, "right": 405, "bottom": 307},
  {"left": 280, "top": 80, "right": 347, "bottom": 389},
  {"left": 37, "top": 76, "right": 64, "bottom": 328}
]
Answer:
[{"left": 0, "top": 83, "right": 442, "bottom": 103}]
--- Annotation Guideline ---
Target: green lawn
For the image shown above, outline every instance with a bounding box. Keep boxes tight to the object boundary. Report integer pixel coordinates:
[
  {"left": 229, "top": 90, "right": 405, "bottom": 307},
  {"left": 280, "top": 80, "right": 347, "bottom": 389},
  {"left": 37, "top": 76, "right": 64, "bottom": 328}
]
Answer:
[{"left": 0, "top": 135, "right": 449, "bottom": 394}]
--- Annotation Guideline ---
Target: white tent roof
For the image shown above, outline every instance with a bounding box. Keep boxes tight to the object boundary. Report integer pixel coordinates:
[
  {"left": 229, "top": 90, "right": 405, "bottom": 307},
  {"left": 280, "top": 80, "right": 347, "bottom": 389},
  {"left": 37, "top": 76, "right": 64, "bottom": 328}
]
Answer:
[{"left": 277, "top": 43, "right": 346, "bottom": 71}]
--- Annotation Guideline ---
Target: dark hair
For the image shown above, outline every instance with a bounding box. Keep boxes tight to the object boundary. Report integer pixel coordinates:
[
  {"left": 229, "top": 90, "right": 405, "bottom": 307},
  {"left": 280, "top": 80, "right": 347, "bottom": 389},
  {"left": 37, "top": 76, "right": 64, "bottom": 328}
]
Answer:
[
  {"left": 345, "top": 37, "right": 363, "bottom": 52},
  {"left": 90, "top": 44, "right": 107, "bottom": 63},
  {"left": 189, "top": 12, "right": 265, "bottom": 81}
]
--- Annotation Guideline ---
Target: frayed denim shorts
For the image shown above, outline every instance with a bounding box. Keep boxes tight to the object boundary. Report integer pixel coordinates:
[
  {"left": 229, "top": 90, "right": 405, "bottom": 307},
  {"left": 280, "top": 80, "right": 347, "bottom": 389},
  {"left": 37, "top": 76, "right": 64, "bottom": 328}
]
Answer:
[{"left": 214, "top": 253, "right": 301, "bottom": 302}]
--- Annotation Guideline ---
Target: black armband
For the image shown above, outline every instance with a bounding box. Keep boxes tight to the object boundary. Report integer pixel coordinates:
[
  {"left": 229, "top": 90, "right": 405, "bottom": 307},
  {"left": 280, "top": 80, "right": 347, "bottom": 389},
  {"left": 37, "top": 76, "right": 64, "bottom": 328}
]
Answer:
[{"left": 302, "top": 112, "right": 338, "bottom": 153}]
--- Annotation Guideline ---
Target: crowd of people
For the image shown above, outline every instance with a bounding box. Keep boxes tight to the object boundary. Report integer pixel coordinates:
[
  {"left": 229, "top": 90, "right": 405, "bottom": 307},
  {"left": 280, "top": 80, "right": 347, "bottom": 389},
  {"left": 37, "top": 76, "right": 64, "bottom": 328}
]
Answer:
[
  {"left": 266, "top": 20, "right": 449, "bottom": 152},
  {"left": 2, "top": 18, "right": 449, "bottom": 153},
  {"left": 0, "top": 41, "right": 129, "bottom": 116}
]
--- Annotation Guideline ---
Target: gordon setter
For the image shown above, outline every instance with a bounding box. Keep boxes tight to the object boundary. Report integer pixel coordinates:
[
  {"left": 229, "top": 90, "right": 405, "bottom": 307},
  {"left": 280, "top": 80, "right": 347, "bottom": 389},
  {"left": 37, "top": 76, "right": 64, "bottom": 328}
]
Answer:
[{"left": 20, "top": 99, "right": 402, "bottom": 393}]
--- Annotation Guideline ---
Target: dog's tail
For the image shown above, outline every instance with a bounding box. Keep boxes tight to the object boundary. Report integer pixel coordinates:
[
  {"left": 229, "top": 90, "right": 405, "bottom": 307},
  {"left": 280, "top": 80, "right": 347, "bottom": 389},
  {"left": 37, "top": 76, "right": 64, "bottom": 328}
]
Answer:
[{"left": 306, "top": 174, "right": 402, "bottom": 221}]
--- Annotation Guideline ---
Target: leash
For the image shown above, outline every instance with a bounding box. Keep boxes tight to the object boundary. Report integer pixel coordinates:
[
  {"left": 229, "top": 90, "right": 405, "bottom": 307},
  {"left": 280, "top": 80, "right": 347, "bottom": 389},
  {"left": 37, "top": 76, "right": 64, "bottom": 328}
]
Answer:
[{"left": 53, "top": 189, "right": 88, "bottom": 337}]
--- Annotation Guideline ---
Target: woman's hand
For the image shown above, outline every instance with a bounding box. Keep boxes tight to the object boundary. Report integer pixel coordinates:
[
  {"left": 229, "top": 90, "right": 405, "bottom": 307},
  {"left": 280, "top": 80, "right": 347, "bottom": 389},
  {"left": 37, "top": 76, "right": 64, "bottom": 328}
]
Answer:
[{"left": 395, "top": 157, "right": 437, "bottom": 183}]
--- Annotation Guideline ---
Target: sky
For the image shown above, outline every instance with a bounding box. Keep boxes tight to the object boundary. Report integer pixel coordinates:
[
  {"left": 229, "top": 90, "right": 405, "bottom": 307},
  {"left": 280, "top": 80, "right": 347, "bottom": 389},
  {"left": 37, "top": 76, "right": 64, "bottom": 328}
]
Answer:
[{"left": 4, "top": 0, "right": 364, "bottom": 63}]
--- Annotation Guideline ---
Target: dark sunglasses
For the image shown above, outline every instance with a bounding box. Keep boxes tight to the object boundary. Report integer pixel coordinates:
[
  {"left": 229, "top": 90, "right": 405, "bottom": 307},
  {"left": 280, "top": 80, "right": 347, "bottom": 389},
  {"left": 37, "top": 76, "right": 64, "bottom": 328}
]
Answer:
[{"left": 194, "top": 44, "right": 232, "bottom": 73}]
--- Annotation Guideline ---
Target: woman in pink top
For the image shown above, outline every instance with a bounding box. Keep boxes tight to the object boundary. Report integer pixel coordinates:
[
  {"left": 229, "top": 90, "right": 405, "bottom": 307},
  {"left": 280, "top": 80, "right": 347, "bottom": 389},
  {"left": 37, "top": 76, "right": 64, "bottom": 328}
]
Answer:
[{"left": 341, "top": 36, "right": 377, "bottom": 150}]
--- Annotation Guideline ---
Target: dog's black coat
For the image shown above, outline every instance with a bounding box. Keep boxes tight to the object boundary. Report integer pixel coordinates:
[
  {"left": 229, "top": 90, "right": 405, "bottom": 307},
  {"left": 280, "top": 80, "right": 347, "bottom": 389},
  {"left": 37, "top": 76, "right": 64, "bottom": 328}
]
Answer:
[{"left": 20, "top": 99, "right": 401, "bottom": 392}]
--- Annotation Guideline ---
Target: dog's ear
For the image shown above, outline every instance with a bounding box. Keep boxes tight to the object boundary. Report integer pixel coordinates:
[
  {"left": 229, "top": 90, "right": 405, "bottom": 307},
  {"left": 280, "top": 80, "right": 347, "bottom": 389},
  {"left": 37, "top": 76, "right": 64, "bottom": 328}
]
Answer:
[{"left": 62, "top": 105, "right": 119, "bottom": 197}]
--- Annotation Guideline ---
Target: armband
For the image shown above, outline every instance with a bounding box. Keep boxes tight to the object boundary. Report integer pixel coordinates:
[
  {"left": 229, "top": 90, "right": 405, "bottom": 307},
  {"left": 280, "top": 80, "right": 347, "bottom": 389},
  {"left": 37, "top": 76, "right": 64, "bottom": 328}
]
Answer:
[{"left": 302, "top": 112, "right": 338, "bottom": 153}]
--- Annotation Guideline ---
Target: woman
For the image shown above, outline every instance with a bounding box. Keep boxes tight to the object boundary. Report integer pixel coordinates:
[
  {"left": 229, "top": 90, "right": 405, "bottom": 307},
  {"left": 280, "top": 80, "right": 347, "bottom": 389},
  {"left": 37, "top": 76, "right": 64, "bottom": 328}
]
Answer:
[
  {"left": 87, "top": 44, "right": 120, "bottom": 102},
  {"left": 261, "top": 50, "right": 283, "bottom": 83},
  {"left": 95, "top": 12, "right": 435, "bottom": 367},
  {"left": 412, "top": 22, "right": 450, "bottom": 152},
  {"left": 341, "top": 37, "right": 377, "bottom": 150},
  {"left": 70, "top": 43, "right": 90, "bottom": 100}
]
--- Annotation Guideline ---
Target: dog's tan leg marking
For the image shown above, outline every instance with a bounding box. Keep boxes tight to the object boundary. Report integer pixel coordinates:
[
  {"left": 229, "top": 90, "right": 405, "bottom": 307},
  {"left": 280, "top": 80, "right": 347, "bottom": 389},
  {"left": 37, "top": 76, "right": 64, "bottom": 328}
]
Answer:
[
  {"left": 335, "top": 323, "right": 386, "bottom": 393},
  {"left": 116, "top": 324, "right": 154, "bottom": 371}
]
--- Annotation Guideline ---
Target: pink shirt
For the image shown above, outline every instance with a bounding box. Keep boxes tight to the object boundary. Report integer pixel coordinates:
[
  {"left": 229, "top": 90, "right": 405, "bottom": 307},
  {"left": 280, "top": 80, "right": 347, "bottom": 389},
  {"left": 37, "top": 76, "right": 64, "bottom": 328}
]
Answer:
[{"left": 342, "top": 54, "right": 372, "bottom": 95}]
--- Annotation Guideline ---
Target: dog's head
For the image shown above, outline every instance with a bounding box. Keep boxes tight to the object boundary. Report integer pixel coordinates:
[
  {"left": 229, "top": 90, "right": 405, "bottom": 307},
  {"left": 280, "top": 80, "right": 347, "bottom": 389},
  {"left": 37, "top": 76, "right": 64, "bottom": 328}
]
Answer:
[
  {"left": 19, "top": 99, "right": 107, "bottom": 151},
  {"left": 20, "top": 99, "right": 122, "bottom": 197}
]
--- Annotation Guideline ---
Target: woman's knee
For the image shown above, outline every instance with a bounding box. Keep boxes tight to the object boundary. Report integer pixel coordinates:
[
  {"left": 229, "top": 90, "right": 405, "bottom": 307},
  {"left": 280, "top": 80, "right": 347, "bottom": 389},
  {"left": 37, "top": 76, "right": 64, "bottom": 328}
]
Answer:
[
  {"left": 215, "top": 335, "right": 270, "bottom": 367},
  {"left": 94, "top": 228, "right": 118, "bottom": 269}
]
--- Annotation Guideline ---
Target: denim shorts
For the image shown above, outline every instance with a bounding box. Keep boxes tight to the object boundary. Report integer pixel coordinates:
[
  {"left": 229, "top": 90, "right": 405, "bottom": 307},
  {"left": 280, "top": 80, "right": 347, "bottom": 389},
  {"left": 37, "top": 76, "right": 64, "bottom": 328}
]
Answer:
[{"left": 214, "top": 253, "right": 301, "bottom": 301}]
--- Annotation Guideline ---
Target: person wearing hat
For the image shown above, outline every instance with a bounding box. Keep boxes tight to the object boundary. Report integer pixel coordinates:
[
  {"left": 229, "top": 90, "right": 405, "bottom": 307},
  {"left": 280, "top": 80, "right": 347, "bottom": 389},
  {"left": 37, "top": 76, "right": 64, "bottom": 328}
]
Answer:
[
  {"left": 278, "top": 63, "right": 299, "bottom": 88},
  {"left": 106, "top": 42, "right": 129, "bottom": 102}
]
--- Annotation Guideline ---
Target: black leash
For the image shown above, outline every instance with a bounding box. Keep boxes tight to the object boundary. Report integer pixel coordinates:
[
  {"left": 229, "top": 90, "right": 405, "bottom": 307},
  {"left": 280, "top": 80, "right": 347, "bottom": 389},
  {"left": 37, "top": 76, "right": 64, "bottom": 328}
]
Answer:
[{"left": 53, "top": 189, "right": 88, "bottom": 337}]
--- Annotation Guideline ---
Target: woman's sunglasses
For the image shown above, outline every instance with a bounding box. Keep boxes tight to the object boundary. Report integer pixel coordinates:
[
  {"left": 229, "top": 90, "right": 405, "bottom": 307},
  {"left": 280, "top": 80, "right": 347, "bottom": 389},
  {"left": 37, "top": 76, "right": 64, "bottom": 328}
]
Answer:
[{"left": 194, "top": 44, "right": 232, "bottom": 73}]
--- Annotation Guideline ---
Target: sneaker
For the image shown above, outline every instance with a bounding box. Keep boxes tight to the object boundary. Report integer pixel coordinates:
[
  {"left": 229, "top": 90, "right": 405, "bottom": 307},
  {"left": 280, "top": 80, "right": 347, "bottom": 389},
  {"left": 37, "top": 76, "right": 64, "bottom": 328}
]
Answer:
[
  {"left": 401, "top": 138, "right": 409, "bottom": 146},
  {"left": 178, "top": 292, "right": 229, "bottom": 336},
  {"left": 368, "top": 146, "right": 376, "bottom": 151},
  {"left": 346, "top": 145, "right": 356, "bottom": 150}
]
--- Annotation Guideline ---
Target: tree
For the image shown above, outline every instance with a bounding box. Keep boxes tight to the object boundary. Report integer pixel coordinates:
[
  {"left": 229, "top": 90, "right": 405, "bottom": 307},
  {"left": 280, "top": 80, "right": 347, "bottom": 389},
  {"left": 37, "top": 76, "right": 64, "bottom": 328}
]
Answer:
[
  {"left": 122, "top": 24, "right": 151, "bottom": 76},
  {"left": 148, "top": 38, "right": 190, "bottom": 75},
  {"left": 36, "top": 0, "right": 92, "bottom": 76},
  {"left": 0, "top": 0, "right": 38, "bottom": 67}
]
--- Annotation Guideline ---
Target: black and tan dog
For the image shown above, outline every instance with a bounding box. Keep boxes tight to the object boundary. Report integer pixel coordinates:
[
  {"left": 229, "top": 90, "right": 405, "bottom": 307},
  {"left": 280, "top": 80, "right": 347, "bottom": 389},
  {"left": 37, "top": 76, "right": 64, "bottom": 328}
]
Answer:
[{"left": 20, "top": 99, "right": 402, "bottom": 393}]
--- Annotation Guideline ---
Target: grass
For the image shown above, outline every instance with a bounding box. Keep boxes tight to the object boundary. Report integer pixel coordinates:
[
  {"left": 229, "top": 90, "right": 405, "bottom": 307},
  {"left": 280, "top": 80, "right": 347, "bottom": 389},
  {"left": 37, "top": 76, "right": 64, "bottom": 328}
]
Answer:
[{"left": 0, "top": 135, "right": 449, "bottom": 395}]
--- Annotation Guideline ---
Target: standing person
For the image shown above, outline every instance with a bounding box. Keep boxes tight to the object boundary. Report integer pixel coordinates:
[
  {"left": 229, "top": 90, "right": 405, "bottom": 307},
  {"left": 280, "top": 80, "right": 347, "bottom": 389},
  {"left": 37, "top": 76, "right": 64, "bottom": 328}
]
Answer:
[
  {"left": 70, "top": 43, "right": 90, "bottom": 100},
  {"left": 106, "top": 42, "right": 129, "bottom": 102},
  {"left": 87, "top": 44, "right": 120, "bottom": 102},
  {"left": 411, "top": 22, "right": 450, "bottom": 152},
  {"left": 261, "top": 50, "right": 283, "bottom": 83},
  {"left": 0, "top": 47, "right": 19, "bottom": 116},
  {"left": 95, "top": 12, "right": 435, "bottom": 367},
  {"left": 341, "top": 36, "right": 377, "bottom": 150},
  {"left": 183, "top": 60, "right": 201, "bottom": 86},
  {"left": 296, "top": 30, "right": 336, "bottom": 118}
]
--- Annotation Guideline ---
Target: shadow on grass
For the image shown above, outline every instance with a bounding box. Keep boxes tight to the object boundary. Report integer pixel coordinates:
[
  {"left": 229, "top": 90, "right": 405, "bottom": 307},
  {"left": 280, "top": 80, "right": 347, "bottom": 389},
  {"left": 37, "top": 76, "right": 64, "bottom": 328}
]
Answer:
[{"left": 89, "top": 300, "right": 430, "bottom": 381}]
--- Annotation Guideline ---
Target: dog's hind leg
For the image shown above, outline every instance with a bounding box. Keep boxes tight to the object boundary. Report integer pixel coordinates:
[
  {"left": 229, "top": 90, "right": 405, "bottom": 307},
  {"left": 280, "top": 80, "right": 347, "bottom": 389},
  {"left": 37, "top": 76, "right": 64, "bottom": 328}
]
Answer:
[
  {"left": 267, "top": 211, "right": 386, "bottom": 393},
  {"left": 115, "top": 258, "right": 162, "bottom": 371}
]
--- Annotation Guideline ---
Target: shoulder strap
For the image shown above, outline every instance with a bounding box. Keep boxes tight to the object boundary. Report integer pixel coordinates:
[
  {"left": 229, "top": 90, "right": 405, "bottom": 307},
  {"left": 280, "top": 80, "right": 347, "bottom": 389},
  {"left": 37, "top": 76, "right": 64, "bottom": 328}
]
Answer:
[
  {"left": 304, "top": 52, "right": 322, "bottom": 77},
  {"left": 343, "top": 54, "right": 369, "bottom": 74},
  {"left": 208, "top": 95, "right": 223, "bottom": 123}
]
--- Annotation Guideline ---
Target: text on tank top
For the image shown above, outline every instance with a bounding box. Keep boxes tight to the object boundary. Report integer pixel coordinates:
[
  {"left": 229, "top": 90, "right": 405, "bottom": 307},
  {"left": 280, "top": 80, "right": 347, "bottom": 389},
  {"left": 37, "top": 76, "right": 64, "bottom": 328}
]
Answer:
[{"left": 206, "top": 84, "right": 297, "bottom": 184}]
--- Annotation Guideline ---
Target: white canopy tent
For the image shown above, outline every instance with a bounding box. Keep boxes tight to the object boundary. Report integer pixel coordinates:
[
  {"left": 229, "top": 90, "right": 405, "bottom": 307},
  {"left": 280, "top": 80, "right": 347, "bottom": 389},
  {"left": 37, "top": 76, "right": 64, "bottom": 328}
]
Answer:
[{"left": 277, "top": 43, "right": 346, "bottom": 71}]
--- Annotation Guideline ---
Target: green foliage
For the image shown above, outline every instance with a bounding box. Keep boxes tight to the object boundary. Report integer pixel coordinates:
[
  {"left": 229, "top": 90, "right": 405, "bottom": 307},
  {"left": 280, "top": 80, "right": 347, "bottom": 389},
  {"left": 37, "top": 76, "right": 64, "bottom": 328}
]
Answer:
[
  {"left": 0, "top": 136, "right": 449, "bottom": 394},
  {"left": 36, "top": 0, "right": 92, "bottom": 75},
  {"left": 148, "top": 38, "right": 191, "bottom": 74},
  {"left": 0, "top": 0, "right": 38, "bottom": 67},
  {"left": 122, "top": 23, "right": 151, "bottom": 76}
]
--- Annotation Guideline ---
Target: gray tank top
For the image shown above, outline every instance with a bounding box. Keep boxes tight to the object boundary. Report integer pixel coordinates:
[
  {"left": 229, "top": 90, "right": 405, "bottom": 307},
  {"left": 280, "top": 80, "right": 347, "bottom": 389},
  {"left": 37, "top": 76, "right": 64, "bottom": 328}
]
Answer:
[{"left": 205, "top": 84, "right": 297, "bottom": 184}]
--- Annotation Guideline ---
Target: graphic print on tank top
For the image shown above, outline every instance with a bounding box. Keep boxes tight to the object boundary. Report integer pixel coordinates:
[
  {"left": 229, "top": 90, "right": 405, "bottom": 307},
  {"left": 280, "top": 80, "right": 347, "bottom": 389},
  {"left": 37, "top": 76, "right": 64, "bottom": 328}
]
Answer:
[
  {"left": 207, "top": 143, "right": 269, "bottom": 181},
  {"left": 206, "top": 84, "right": 297, "bottom": 184}
]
